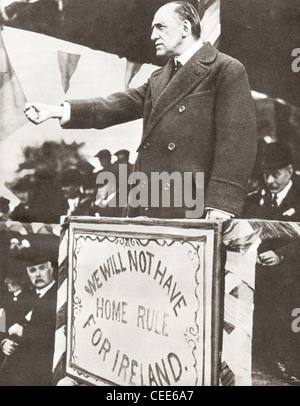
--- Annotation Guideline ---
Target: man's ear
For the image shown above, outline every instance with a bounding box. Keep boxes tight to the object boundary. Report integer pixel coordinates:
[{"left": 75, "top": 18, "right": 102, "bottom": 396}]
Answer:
[
  {"left": 47, "top": 261, "right": 54, "bottom": 276},
  {"left": 182, "top": 19, "right": 192, "bottom": 37},
  {"left": 287, "top": 164, "right": 294, "bottom": 176}
]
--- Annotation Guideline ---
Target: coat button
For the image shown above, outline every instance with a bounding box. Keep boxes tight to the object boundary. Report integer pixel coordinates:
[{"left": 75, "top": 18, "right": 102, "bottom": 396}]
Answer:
[
  {"left": 167, "top": 142, "right": 176, "bottom": 151},
  {"left": 143, "top": 142, "right": 150, "bottom": 150},
  {"left": 179, "top": 105, "right": 185, "bottom": 113}
]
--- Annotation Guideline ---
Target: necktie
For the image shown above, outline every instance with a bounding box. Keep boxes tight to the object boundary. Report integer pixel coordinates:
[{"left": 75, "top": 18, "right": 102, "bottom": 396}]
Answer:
[
  {"left": 271, "top": 193, "right": 278, "bottom": 208},
  {"left": 171, "top": 60, "right": 182, "bottom": 78}
]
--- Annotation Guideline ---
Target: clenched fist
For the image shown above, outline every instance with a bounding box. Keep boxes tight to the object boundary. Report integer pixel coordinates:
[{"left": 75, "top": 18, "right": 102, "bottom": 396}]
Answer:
[{"left": 24, "top": 102, "right": 64, "bottom": 125}]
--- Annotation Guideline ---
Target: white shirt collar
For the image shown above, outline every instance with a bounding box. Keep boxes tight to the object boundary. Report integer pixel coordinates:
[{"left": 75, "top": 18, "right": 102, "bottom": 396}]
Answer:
[
  {"left": 273, "top": 180, "right": 293, "bottom": 206},
  {"left": 175, "top": 40, "right": 204, "bottom": 66},
  {"left": 36, "top": 281, "right": 55, "bottom": 298}
]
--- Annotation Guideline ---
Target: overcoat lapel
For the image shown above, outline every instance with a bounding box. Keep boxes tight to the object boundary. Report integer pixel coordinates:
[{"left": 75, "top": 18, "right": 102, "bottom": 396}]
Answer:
[
  {"left": 279, "top": 186, "right": 297, "bottom": 213},
  {"left": 140, "top": 42, "right": 218, "bottom": 144}
]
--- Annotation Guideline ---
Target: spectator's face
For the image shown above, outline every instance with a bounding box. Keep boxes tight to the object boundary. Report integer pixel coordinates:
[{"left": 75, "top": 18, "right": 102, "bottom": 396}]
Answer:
[
  {"left": 99, "top": 157, "right": 111, "bottom": 168},
  {"left": 61, "top": 184, "right": 80, "bottom": 199},
  {"left": 151, "top": 5, "right": 184, "bottom": 57},
  {"left": 26, "top": 261, "right": 54, "bottom": 289},
  {"left": 264, "top": 165, "right": 293, "bottom": 193}
]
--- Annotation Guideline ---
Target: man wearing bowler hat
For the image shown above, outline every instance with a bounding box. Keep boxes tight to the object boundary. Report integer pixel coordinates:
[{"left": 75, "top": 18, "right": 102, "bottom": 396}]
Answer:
[
  {"left": 243, "top": 141, "right": 300, "bottom": 222},
  {"left": 0, "top": 234, "right": 58, "bottom": 386},
  {"left": 243, "top": 141, "right": 300, "bottom": 384}
]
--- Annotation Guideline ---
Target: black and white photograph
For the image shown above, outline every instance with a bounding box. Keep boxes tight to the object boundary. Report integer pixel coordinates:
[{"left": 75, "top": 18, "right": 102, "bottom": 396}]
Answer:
[{"left": 0, "top": 0, "right": 299, "bottom": 388}]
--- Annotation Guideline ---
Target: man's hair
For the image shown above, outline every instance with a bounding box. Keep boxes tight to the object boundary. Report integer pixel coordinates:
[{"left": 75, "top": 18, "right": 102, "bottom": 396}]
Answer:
[{"left": 172, "top": 1, "right": 201, "bottom": 39}]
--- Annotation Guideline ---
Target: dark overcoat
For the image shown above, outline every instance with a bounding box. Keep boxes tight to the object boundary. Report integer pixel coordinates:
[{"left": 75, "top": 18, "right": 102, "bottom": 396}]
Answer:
[{"left": 64, "top": 42, "right": 257, "bottom": 218}]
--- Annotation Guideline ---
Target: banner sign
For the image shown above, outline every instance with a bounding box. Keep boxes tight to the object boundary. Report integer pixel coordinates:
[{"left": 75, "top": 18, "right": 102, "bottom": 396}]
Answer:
[{"left": 65, "top": 219, "right": 222, "bottom": 386}]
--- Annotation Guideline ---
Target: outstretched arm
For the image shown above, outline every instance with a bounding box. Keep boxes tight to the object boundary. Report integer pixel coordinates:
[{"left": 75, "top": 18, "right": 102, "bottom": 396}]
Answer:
[{"left": 24, "top": 80, "right": 148, "bottom": 129}]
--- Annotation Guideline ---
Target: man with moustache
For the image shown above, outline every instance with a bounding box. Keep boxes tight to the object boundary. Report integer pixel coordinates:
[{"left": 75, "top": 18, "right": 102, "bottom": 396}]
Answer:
[
  {"left": 24, "top": 1, "right": 257, "bottom": 220},
  {"left": 0, "top": 237, "right": 58, "bottom": 386},
  {"left": 243, "top": 141, "right": 300, "bottom": 384}
]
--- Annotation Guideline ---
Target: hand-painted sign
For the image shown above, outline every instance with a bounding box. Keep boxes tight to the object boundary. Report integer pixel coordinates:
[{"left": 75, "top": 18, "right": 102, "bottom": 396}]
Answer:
[{"left": 66, "top": 219, "right": 221, "bottom": 386}]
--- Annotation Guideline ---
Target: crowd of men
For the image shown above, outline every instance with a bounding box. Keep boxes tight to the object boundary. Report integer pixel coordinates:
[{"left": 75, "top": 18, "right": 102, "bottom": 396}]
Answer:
[
  {"left": 0, "top": 140, "right": 300, "bottom": 386},
  {"left": 0, "top": 148, "right": 133, "bottom": 224}
]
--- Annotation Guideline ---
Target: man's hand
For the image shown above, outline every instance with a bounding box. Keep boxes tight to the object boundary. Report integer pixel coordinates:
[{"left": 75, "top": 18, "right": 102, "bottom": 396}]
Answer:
[
  {"left": 24, "top": 102, "right": 64, "bottom": 125},
  {"left": 1, "top": 339, "right": 18, "bottom": 356},
  {"left": 259, "top": 250, "right": 282, "bottom": 266},
  {"left": 8, "top": 323, "right": 24, "bottom": 338}
]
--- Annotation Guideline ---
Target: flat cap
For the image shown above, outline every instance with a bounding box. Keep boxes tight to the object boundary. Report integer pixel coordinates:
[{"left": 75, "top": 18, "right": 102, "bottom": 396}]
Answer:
[{"left": 94, "top": 149, "right": 111, "bottom": 159}]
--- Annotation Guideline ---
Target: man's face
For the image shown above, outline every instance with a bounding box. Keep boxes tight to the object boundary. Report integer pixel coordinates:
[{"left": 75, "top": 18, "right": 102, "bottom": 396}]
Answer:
[
  {"left": 99, "top": 157, "right": 111, "bottom": 169},
  {"left": 61, "top": 184, "right": 80, "bottom": 199},
  {"left": 263, "top": 165, "right": 293, "bottom": 193},
  {"left": 151, "top": 5, "right": 185, "bottom": 57},
  {"left": 26, "top": 261, "right": 54, "bottom": 289}
]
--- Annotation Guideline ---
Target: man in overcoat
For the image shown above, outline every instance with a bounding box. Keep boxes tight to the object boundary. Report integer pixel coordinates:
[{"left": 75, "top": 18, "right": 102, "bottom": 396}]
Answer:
[{"left": 24, "top": 1, "right": 257, "bottom": 220}]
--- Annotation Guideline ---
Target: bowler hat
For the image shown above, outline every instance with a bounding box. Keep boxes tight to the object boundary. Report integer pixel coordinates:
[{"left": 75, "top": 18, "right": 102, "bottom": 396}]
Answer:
[
  {"left": 261, "top": 142, "right": 294, "bottom": 171},
  {"left": 9, "top": 233, "right": 59, "bottom": 267}
]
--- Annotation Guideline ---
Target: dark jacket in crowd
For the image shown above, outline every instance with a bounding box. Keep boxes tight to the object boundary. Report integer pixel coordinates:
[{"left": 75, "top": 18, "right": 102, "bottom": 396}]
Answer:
[
  {"left": 2, "top": 288, "right": 36, "bottom": 332},
  {"left": 0, "top": 284, "right": 57, "bottom": 386},
  {"left": 243, "top": 182, "right": 300, "bottom": 222}
]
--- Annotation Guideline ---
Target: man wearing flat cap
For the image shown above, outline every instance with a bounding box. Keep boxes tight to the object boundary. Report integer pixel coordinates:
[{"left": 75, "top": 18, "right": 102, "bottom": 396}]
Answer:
[
  {"left": 114, "top": 149, "right": 134, "bottom": 174},
  {"left": 243, "top": 141, "right": 300, "bottom": 222},
  {"left": 0, "top": 234, "right": 58, "bottom": 386},
  {"left": 94, "top": 150, "right": 121, "bottom": 216}
]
